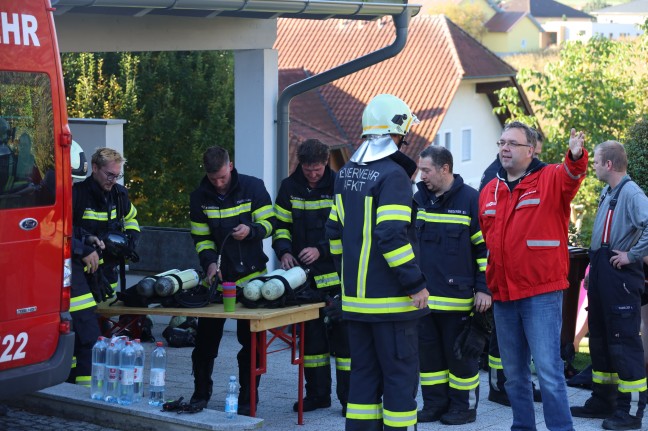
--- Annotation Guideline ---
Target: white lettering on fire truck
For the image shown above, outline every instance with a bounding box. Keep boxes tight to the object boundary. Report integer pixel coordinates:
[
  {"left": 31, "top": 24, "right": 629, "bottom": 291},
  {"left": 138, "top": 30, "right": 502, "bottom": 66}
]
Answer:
[{"left": 0, "top": 13, "right": 40, "bottom": 47}]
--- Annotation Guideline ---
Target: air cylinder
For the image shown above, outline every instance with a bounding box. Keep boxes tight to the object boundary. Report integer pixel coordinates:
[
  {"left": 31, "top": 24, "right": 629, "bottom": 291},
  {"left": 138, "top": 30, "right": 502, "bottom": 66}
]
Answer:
[
  {"left": 136, "top": 269, "right": 181, "bottom": 297},
  {"left": 261, "top": 266, "right": 308, "bottom": 301},
  {"left": 243, "top": 268, "right": 286, "bottom": 301},
  {"left": 154, "top": 269, "right": 201, "bottom": 297}
]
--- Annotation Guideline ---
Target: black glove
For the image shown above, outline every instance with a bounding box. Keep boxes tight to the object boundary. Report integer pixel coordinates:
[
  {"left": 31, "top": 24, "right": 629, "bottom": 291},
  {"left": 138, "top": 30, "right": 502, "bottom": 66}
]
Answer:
[
  {"left": 88, "top": 270, "right": 115, "bottom": 303},
  {"left": 323, "top": 294, "right": 342, "bottom": 327},
  {"left": 453, "top": 310, "right": 492, "bottom": 360}
]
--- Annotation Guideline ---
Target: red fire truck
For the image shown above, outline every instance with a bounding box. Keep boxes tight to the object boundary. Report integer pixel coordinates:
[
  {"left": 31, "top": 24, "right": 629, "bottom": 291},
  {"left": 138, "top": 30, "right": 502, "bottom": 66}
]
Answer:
[{"left": 0, "top": 0, "right": 75, "bottom": 397}]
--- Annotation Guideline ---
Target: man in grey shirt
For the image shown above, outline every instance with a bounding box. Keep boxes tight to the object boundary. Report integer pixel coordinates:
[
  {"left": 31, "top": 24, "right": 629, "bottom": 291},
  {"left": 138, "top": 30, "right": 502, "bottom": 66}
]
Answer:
[{"left": 571, "top": 140, "right": 648, "bottom": 430}]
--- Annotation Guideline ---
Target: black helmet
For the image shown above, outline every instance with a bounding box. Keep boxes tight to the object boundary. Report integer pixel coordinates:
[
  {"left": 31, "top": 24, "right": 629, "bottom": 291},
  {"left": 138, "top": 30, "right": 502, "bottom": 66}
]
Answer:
[{"left": 101, "top": 231, "right": 139, "bottom": 262}]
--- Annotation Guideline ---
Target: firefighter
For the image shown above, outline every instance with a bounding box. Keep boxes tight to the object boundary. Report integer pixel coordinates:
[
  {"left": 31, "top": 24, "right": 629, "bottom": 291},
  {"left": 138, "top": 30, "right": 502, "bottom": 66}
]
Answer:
[
  {"left": 72, "top": 147, "right": 140, "bottom": 299},
  {"left": 325, "top": 94, "right": 430, "bottom": 431},
  {"left": 67, "top": 141, "right": 102, "bottom": 386},
  {"left": 413, "top": 145, "right": 490, "bottom": 425},
  {"left": 272, "top": 139, "right": 349, "bottom": 415},
  {"left": 571, "top": 140, "right": 648, "bottom": 430},
  {"left": 189, "top": 146, "right": 275, "bottom": 415}
]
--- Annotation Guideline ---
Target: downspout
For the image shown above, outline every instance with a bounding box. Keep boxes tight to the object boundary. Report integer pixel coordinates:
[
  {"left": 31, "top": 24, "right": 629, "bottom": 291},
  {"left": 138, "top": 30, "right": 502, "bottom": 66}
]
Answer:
[{"left": 276, "top": 9, "right": 412, "bottom": 190}]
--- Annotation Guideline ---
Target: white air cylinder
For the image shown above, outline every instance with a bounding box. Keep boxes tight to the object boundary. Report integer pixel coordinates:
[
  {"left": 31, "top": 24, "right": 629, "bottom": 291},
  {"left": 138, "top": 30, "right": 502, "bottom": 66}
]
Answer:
[
  {"left": 154, "top": 269, "right": 201, "bottom": 297},
  {"left": 261, "top": 266, "right": 308, "bottom": 301},
  {"left": 136, "top": 269, "right": 181, "bottom": 297},
  {"left": 243, "top": 268, "right": 286, "bottom": 301}
]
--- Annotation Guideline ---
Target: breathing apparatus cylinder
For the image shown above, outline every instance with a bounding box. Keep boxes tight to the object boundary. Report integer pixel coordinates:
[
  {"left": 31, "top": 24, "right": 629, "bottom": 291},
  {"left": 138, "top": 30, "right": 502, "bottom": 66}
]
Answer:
[
  {"left": 243, "top": 269, "right": 286, "bottom": 301},
  {"left": 136, "top": 269, "right": 181, "bottom": 298},
  {"left": 261, "top": 266, "right": 308, "bottom": 301},
  {"left": 154, "top": 269, "right": 201, "bottom": 297}
]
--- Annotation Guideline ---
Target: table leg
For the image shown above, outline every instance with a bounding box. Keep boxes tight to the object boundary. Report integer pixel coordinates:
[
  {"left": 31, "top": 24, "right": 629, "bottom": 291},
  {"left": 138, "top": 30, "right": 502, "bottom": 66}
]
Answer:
[{"left": 297, "top": 321, "right": 305, "bottom": 425}]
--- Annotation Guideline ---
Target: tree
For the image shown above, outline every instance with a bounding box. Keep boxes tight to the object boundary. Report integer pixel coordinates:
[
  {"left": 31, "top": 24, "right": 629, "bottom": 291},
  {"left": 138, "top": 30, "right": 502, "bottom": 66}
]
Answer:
[
  {"left": 422, "top": 3, "right": 489, "bottom": 41},
  {"left": 626, "top": 117, "right": 648, "bottom": 192}
]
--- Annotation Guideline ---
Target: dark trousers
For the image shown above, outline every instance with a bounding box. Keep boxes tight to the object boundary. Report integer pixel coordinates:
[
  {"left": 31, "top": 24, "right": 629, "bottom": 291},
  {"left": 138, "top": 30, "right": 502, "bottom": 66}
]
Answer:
[{"left": 67, "top": 307, "right": 101, "bottom": 385}]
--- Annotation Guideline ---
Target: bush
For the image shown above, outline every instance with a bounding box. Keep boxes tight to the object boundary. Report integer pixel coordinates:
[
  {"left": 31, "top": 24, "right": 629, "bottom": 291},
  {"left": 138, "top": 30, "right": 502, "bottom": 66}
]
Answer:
[{"left": 626, "top": 116, "right": 648, "bottom": 192}]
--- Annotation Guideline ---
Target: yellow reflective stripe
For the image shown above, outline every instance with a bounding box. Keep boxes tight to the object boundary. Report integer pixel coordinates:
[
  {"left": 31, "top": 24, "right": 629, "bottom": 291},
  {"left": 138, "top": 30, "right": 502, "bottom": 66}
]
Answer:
[
  {"left": 236, "top": 269, "right": 267, "bottom": 285},
  {"left": 304, "top": 354, "right": 330, "bottom": 368},
  {"left": 75, "top": 375, "right": 91, "bottom": 387},
  {"left": 477, "top": 258, "right": 486, "bottom": 272},
  {"left": 82, "top": 208, "right": 117, "bottom": 222},
  {"left": 357, "top": 197, "right": 373, "bottom": 297},
  {"left": 382, "top": 243, "right": 414, "bottom": 268},
  {"left": 258, "top": 219, "right": 273, "bottom": 238},
  {"left": 290, "top": 198, "right": 333, "bottom": 211},
  {"left": 428, "top": 295, "right": 473, "bottom": 311},
  {"left": 342, "top": 295, "right": 418, "bottom": 314},
  {"left": 191, "top": 221, "right": 211, "bottom": 235},
  {"left": 383, "top": 407, "right": 417, "bottom": 428},
  {"left": 330, "top": 239, "right": 342, "bottom": 255},
  {"left": 346, "top": 402, "right": 382, "bottom": 420},
  {"left": 420, "top": 370, "right": 449, "bottom": 386},
  {"left": 329, "top": 204, "right": 339, "bottom": 222},
  {"left": 489, "top": 355, "right": 503, "bottom": 370},
  {"left": 335, "top": 194, "right": 345, "bottom": 227},
  {"left": 592, "top": 370, "right": 619, "bottom": 385},
  {"left": 449, "top": 372, "right": 480, "bottom": 390},
  {"left": 125, "top": 203, "right": 137, "bottom": 220},
  {"left": 123, "top": 221, "right": 140, "bottom": 231},
  {"left": 416, "top": 211, "right": 470, "bottom": 226},
  {"left": 376, "top": 204, "right": 411, "bottom": 224},
  {"left": 204, "top": 202, "right": 252, "bottom": 219},
  {"left": 335, "top": 357, "right": 351, "bottom": 371},
  {"left": 273, "top": 228, "right": 291, "bottom": 241},
  {"left": 314, "top": 272, "right": 340, "bottom": 288},
  {"left": 618, "top": 377, "right": 647, "bottom": 393},
  {"left": 70, "top": 356, "right": 77, "bottom": 368},
  {"left": 253, "top": 204, "right": 274, "bottom": 221},
  {"left": 70, "top": 293, "right": 97, "bottom": 312},
  {"left": 196, "top": 240, "right": 216, "bottom": 254},
  {"left": 274, "top": 204, "right": 292, "bottom": 223},
  {"left": 471, "top": 230, "right": 484, "bottom": 245}
]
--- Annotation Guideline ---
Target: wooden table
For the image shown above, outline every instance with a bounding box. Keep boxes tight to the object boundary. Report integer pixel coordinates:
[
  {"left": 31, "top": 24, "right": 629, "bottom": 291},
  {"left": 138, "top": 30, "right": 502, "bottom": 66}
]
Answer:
[{"left": 95, "top": 301, "right": 323, "bottom": 424}]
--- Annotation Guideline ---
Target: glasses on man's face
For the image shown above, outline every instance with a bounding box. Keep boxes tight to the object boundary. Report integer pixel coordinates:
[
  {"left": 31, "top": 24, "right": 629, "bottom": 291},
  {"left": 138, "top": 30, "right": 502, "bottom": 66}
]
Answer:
[
  {"left": 496, "top": 140, "right": 532, "bottom": 149},
  {"left": 102, "top": 169, "right": 124, "bottom": 181}
]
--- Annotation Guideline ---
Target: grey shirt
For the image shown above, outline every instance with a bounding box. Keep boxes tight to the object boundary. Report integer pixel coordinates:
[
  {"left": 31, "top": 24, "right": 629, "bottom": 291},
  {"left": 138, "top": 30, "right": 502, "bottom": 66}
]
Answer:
[{"left": 590, "top": 175, "right": 648, "bottom": 262}]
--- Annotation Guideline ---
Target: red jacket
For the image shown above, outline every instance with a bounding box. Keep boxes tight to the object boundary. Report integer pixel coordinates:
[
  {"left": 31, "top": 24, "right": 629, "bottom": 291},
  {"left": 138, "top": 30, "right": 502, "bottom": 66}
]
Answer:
[{"left": 478, "top": 150, "right": 588, "bottom": 301}]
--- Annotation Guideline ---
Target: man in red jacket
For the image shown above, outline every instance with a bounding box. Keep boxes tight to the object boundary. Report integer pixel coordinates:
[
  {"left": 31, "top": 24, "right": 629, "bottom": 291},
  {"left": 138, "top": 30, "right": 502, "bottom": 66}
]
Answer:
[{"left": 479, "top": 121, "right": 587, "bottom": 431}]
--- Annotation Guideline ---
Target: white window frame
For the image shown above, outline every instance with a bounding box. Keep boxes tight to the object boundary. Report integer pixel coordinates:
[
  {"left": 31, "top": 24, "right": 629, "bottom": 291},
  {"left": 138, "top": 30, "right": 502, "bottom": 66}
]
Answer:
[{"left": 461, "top": 128, "right": 472, "bottom": 162}]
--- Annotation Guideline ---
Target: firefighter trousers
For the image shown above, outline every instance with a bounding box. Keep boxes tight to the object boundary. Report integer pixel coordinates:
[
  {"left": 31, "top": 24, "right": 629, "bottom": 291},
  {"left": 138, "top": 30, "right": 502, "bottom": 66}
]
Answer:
[
  {"left": 588, "top": 247, "right": 647, "bottom": 417},
  {"left": 418, "top": 312, "right": 479, "bottom": 413},
  {"left": 67, "top": 307, "right": 101, "bottom": 386},
  {"left": 346, "top": 319, "right": 419, "bottom": 431},
  {"left": 488, "top": 323, "right": 506, "bottom": 393},
  {"left": 192, "top": 317, "right": 260, "bottom": 405}
]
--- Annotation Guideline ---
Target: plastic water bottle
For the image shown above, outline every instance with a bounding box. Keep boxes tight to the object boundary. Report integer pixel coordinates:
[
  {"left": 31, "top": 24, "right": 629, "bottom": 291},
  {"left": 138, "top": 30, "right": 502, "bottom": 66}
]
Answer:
[
  {"left": 117, "top": 341, "right": 136, "bottom": 405},
  {"left": 132, "top": 339, "right": 145, "bottom": 403},
  {"left": 104, "top": 338, "right": 125, "bottom": 403},
  {"left": 90, "top": 336, "right": 108, "bottom": 400},
  {"left": 225, "top": 375, "right": 239, "bottom": 418},
  {"left": 149, "top": 342, "right": 167, "bottom": 406}
]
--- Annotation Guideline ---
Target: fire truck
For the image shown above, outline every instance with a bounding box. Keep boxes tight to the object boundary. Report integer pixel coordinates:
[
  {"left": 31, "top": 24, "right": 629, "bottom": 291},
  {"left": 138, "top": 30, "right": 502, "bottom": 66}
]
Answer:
[{"left": 0, "top": 0, "right": 75, "bottom": 397}]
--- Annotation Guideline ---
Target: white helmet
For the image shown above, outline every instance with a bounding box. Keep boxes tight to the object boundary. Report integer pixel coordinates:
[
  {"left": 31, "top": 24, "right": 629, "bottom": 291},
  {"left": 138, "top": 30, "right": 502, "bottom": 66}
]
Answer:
[
  {"left": 71, "top": 140, "right": 87, "bottom": 181},
  {"left": 361, "top": 94, "right": 418, "bottom": 138}
]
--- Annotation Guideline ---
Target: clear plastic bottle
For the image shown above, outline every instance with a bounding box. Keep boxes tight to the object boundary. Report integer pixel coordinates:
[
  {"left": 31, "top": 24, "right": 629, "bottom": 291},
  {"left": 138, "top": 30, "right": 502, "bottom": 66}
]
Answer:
[
  {"left": 225, "top": 375, "right": 239, "bottom": 418},
  {"left": 117, "top": 341, "right": 136, "bottom": 405},
  {"left": 104, "top": 338, "right": 125, "bottom": 403},
  {"left": 132, "top": 339, "right": 145, "bottom": 403},
  {"left": 148, "top": 342, "right": 167, "bottom": 406},
  {"left": 90, "top": 336, "right": 108, "bottom": 400}
]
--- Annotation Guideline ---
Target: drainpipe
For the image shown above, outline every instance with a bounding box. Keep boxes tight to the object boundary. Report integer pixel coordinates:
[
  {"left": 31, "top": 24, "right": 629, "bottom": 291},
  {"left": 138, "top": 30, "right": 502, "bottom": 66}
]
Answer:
[{"left": 276, "top": 9, "right": 412, "bottom": 190}]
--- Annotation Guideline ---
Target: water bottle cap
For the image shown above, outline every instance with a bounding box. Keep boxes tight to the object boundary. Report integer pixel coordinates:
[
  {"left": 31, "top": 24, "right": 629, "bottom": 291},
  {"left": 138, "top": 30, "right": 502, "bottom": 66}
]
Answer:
[
  {"left": 156, "top": 341, "right": 163, "bottom": 347},
  {"left": 230, "top": 375, "right": 236, "bottom": 380}
]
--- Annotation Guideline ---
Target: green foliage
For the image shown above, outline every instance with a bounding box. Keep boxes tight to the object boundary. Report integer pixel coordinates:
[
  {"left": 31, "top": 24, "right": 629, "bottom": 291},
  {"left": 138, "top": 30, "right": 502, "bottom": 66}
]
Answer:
[
  {"left": 62, "top": 51, "right": 235, "bottom": 227},
  {"left": 498, "top": 32, "right": 648, "bottom": 246},
  {"left": 626, "top": 117, "right": 648, "bottom": 192},
  {"left": 422, "top": 3, "right": 489, "bottom": 41}
]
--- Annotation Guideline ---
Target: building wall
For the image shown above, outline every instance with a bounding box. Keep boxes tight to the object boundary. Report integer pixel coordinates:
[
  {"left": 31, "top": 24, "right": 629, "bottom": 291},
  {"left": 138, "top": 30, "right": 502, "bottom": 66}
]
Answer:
[{"left": 482, "top": 17, "right": 541, "bottom": 54}]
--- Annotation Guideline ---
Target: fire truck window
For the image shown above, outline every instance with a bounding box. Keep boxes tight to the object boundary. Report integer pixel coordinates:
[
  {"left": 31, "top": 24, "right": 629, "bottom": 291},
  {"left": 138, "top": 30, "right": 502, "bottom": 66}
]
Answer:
[{"left": 0, "top": 72, "right": 55, "bottom": 209}]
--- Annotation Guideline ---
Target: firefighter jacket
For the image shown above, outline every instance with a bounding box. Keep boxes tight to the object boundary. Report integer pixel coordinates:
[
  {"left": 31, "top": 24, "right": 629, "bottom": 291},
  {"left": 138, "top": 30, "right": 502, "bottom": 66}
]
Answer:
[
  {"left": 478, "top": 150, "right": 588, "bottom": 302},
  {"left": 190, "top": 168, "right": 275, "bottom": 283},
  {"left": 69, "top": 234, "right": 98, "bottom": 313},
  {"left": 413, "top": 174, "right": 488, "bottom": 312},
  {"left": 273, "top": 164, "right": 340, "bottom": 293},
  {"left": 72, "top": 176, "right": 141, "bottom": 242},
  {"left": 325, "top": 151, "right": 429, "bottom": 322}
]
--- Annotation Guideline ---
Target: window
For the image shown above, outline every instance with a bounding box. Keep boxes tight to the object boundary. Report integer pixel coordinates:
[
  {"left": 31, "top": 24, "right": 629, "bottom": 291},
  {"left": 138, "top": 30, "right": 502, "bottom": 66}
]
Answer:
[
  {"left": 444, "top": 132, "right": 452, "bottom": 150},
  {"left": 0, "top": 72, "right": 55, "bottom": 209},
  {"left": 432, "top": 134, "right": 440, "bottom": 146},
  {"left": 462, "top": 129, "right": 472, "bottom": 162}
]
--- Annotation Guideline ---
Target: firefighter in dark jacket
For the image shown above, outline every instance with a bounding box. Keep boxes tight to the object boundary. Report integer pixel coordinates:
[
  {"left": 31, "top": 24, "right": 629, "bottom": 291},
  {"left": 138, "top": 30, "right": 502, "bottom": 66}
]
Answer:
[
  {"left": 325, "top": 94, "right": 430, "bottom": 431},
  {"left": 273, "top": 139, "right": 349, "bottom": 415},
  {"left": 67, "top": 141, "right": 102, "bottom": 386},
  {"left": 72, "top": 147, "right": 141, "bottom": 297},
  {"left": 413, "top": 145, "right": 490, "bottom": 425},
  {"left": 189, "top": 146, "right": 275, "bottom": 415}
]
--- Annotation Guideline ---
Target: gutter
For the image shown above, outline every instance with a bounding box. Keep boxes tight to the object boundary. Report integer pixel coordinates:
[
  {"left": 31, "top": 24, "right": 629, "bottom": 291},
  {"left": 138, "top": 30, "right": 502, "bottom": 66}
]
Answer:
[{"left": 276, "top": 9, "right": 413, "bottom": 188}]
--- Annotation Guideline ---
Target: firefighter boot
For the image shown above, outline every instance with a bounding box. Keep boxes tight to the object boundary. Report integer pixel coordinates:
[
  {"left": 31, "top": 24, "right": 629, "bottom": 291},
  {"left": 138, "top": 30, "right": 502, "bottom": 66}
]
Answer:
[
  {"left": 190, "top": 352, "right": 214, "bottom": 410},
  {"left": 293, "top": 364, "right": 332, "bottom": 412},
  {"left": 571, "top": 383, "right": 617, "bottom": 419},
  {"left": 602, "top": 411, "right": 643, "bottom": 430}
]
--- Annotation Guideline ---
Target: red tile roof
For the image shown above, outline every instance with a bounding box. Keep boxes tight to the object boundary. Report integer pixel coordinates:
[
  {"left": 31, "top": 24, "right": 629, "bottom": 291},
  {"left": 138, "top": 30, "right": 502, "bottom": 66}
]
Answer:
[
  {"left": 485, "top": 11, "right": 526, "bottom": 32},
  {"left": 276, "top": 14, "right": 518, "bottom": 163}
]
